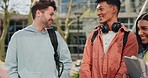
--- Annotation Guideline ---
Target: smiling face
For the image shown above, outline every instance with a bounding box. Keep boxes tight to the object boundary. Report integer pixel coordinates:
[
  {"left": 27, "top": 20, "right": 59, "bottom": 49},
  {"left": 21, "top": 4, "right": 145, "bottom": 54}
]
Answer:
[
  {"left": 138, "top": 20, "right": 148, "bottom": 44},
  {"left": 97, "top": 2, "right": 116, "bottom": 24},
  {"left": 39, "top": 6, "right": 55, "bottom": 28}
]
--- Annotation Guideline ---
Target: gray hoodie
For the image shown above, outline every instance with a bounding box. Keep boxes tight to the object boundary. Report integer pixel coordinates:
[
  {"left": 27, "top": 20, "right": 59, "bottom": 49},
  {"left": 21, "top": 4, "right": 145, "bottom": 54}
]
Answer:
[{"left": 5, "top": 25, "right": 72, "bottom": 78}]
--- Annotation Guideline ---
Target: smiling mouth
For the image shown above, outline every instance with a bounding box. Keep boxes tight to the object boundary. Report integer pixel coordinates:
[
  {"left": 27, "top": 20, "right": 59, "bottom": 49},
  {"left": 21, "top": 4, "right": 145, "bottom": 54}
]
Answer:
[
  {"left": 99, "top": 17, "right": 102, "bottom": 20},
  {"left": 49, "top": 19, "right": 53, "bottom": 21},
  {"left": 140, "top": 36, "right": 147, "bottom": 40},
  {"left": 99, "top": 16, "right": 103, "bottom": 19}
]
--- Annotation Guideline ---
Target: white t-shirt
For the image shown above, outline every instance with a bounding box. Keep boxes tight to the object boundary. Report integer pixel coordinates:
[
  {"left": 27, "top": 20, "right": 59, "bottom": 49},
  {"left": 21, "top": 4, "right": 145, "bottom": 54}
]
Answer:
[{"left": 102, "top": 31, "right": 117, "bottom": 54}]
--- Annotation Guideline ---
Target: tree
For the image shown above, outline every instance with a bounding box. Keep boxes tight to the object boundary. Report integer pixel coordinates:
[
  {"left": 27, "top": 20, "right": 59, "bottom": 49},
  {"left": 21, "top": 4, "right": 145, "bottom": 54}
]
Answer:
[
  {"left": 0, "top": 0, "right": 31, "bottom": 61},
  {"left": 53, "top": 0, "right": 96, "bottom": 41},
  {"left": 27, "top": 0, "right": 34, "bottom": 25},
  {"left": 54, "top": 0, "right": 73, "bottom": 41},
  {"left": 0, "top": 0, "right": 10, "bottom": 62}
]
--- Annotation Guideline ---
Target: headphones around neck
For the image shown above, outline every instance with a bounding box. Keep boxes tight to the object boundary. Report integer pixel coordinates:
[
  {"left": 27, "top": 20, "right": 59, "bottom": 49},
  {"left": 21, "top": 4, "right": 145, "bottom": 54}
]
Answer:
[{"left": 101, "top": 22, "right": 121, "bottom": 33}]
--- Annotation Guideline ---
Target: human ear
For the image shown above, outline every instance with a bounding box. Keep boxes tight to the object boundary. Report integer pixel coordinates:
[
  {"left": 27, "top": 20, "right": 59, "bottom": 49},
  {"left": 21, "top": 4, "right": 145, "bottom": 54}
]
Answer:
[
  {"left": 36, "top": 10, "right": 42, "bottom": 17},
  {"left": 112, "top": 6, "right": 117, "bottom": 14}
]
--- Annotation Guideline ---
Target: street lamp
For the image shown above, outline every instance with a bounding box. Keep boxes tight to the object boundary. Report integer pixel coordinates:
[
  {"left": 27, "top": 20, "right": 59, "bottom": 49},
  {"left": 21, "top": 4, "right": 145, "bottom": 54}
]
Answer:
[{"left": 74, "top": 12, "right": 83, "bottom": 59}]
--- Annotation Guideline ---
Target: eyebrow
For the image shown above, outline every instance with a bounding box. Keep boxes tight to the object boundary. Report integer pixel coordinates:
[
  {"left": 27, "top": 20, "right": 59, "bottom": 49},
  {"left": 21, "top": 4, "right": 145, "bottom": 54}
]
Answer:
[{"left": 138, "top": 25, "right": 148, "bottom": 28}]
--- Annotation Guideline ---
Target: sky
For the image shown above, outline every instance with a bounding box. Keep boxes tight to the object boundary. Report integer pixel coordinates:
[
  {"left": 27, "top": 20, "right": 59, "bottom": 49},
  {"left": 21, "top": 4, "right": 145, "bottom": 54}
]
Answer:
[
  {"left": 0, "top": 0, "right": 91, "bottom": 15},
  {"left": 62, "top": 0, "right": 87, "bottom": 3},
  {"left": 8, "top": 0, "right": 31, "bottom": 15},
  {"left": 0, "top": 0, "right": 31, "bottom": 15}
]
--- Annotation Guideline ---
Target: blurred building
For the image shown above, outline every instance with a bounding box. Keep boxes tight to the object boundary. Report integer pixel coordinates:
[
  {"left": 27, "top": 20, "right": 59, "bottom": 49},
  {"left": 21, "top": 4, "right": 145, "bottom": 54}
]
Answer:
[{"left": 0, "top": 0, "right": 147, "bottom": 60}]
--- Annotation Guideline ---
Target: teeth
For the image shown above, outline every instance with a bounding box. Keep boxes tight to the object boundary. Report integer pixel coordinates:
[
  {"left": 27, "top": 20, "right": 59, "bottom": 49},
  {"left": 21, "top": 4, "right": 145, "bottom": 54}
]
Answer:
[{"left": 141, "top": 37, "right": 146, "bottom": 39}]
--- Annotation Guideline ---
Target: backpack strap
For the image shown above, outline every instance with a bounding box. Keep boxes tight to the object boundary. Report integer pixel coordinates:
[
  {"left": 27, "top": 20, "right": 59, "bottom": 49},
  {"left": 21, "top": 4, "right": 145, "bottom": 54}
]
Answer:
[
  {"left": 120, "top": 31, "right": 130, "bottom": 59},
  {"left": 47, "top": 28, "right": 58, "bottom": 53},
  {"left": 47, "top": 28, "right": 63, "bottom": 78},
  {"left": 91, "top": 30, "right": 98, "bottom": 45},
  {"left": 122, "top": 31, "right": 130, "bottom": 52},
  {"left": 116, "top": 31, "right": 130, "bottom": 75},
  {"left": 91, "top": 29, "right": 130, "bottom": 51}
]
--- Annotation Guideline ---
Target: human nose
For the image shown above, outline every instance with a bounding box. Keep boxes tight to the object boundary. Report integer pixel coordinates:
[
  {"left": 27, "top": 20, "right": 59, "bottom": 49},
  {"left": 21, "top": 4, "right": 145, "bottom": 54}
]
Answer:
[
  {"left": 138, "top": 29, "right": 143, "bottom": 36},
  {"left": 97, "top": 10, "right": 101, "bottom": 16},
  {"left": 50, "top": 15, "right": 54, "bottom": 20}
]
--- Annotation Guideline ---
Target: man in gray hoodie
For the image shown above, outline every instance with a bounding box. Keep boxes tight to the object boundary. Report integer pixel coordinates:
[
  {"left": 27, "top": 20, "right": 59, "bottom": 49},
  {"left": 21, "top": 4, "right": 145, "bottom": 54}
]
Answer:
[{"left": 5, "top": 0, "right": 72, "bottom": 78}]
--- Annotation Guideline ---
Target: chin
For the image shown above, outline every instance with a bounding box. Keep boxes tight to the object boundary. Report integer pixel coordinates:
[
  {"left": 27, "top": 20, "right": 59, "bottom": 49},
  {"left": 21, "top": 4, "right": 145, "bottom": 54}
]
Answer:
[
  {"left": 100, "top": 21, "right": 104, "bottom": 23},
  {"left": 100, "top": 20, "right": 106, "bottom": 24},
  {"left": 142, "top": 41, "right": 148, "bottom": 44},
  {"left": 46, "top": 25, "right": 51, "bottom": 28}
]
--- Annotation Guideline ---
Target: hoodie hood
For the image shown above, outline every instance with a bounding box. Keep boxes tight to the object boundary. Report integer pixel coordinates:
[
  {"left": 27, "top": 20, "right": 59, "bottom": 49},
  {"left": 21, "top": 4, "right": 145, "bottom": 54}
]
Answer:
[{"left": 23, "top": 25, "right": 48, "bottom": 35}]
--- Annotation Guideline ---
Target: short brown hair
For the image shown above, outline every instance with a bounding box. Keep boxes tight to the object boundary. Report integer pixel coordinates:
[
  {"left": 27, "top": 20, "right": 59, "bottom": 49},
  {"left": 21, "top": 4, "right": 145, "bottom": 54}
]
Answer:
[{"left": 31, "top": 0, "right": 57, "bottom": 19}]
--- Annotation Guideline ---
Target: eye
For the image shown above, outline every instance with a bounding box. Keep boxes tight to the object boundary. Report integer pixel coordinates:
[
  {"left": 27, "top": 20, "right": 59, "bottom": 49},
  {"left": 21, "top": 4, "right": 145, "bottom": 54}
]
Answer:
[
  {"left": 97, "top": 8, "right": 104, "bottom": 12},
  {"left": 100, "top": 8, "right": 103, "bottom": 11},
  {"left": 50, "top": 12, "right": 54, "bottom": 16},
  {"left": 143, "top": 28, "right": 148, "bottom": 31},
  {"left": 141, "top": 26, "right": 148, "bottom": 31},
  {"left": 100, "top": 8, "right": 104, "bottom": 11}
]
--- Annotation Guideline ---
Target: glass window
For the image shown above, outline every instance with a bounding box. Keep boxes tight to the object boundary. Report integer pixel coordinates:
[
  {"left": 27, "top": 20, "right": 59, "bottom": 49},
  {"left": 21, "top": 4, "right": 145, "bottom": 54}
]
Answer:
[
  {"left": 119, "top": 18, "right": 128, "bottom": 23},
  {"left": 119, "top": 18, "right": 135, "bottom": 29},
  {"left": 130, "top": 18, "right": 134, "bottom": 23},
  {"left": 5, "top": 19, "right": 27, "bottom": 51},
  {"left": 120, "top": 6, "right": 125, "bottom": 12},
  {"left": 67, "top": 32, "right": 86, "bottom": 53},
  {"left": 61, "top": 4, "right": 68, "bottom": 13}
]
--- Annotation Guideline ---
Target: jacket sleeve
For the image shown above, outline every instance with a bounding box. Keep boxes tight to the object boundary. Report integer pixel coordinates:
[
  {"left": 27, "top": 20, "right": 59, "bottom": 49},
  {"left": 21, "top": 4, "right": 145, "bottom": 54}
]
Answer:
[
  {"left": 56, "top": 32, "right": 72, "bottom": 78},
  {"left": 115, "top": 32, "right": 138, "bottom": 78},
  {"left": 5, "top": 34, "right": 20, "bottom": 78},
  {"left": 80, "top": 33, "right": 93, "bottom": 78}
]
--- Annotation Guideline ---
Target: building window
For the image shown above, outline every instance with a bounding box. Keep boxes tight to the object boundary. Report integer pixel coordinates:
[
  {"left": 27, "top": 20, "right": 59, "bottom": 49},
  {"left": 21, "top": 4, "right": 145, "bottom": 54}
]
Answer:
[
  {"left": 119, "top": 17, "right": 136, "bottom": 29},
  {"left": 67, "top": 33, "right": 86, "bottom": 54},
  {"left": 5, "top": 19, "right": 27, "bottom": 50}
]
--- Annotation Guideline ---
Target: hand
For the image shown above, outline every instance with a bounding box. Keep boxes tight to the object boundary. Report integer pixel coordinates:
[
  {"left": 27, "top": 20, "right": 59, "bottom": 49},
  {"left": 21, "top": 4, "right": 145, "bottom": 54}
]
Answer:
[
  {"left": 0, "top": 66, "right": 9, "bottom": 78},
  {"left": 123, "top": 73, "right": 129, "bottom": 78}
]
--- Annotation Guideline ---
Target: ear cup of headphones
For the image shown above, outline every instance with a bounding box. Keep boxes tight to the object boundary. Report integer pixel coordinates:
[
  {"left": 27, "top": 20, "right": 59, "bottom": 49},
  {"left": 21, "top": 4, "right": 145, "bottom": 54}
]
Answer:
[
  {"left": 112, "top": 22, "right": 121, "bottom": 32},
  {"left": 101, "top": 22, "right": 121, "bottom": 33},
  {"left": 101, "top": 23, "right": 109, "bottom": 34}
]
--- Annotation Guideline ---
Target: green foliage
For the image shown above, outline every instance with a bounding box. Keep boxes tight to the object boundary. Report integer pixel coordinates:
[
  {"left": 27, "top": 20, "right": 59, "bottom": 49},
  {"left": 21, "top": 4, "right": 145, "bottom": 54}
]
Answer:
[{"left": 72, "top": 72, "right": 79, "bottom": 78}]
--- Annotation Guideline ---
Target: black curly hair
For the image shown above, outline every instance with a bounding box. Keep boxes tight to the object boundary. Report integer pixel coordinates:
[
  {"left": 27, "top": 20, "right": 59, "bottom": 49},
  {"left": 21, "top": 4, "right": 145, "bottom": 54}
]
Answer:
[{"left": 96, "top": 0, "right": 121, "bottom": 14}]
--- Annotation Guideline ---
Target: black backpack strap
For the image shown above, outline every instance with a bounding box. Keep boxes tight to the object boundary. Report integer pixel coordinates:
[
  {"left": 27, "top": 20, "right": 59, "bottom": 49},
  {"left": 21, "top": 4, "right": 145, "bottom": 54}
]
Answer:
[
  {"left": 47, "top": 28, "right": 63, "bottom": 78},
  {"left": 91, "top": 30, "right": 98, "bottom": 45},
  {"left": 122, "top": 31, "right": 130, "bottom": 52},
  {"left": 47, "top": 28, "right": 58, "bottom": 53},
  {"left": 91, "top": 29, "right": 130, "bottom": 51},
  {"left": 115, "top": 31, "right": 130, "bottom": 75}
]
